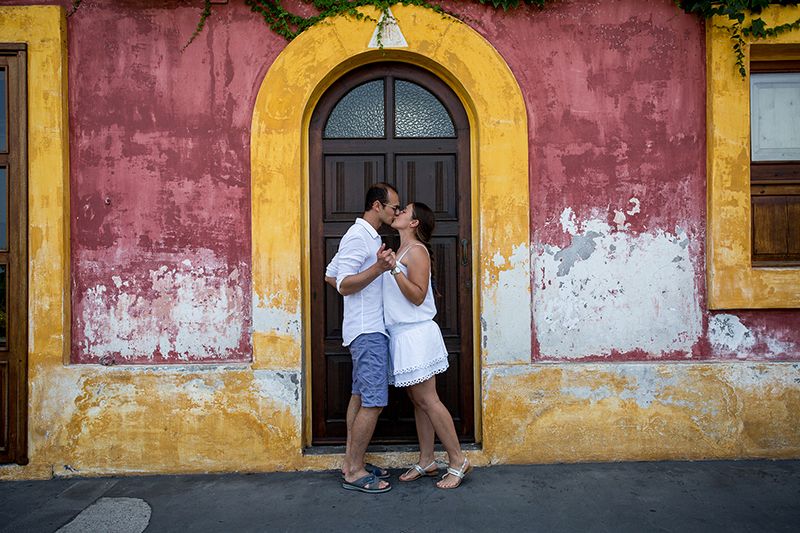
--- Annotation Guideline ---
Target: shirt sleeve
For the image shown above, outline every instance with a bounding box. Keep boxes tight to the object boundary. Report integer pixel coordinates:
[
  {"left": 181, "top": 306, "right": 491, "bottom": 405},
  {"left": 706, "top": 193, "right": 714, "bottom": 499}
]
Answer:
[
  {"left": 336, "top": 230, "right": 369, "bottom": 292},
  {"left": 325, "top": 251, "right": 339, "bottom": 278}
]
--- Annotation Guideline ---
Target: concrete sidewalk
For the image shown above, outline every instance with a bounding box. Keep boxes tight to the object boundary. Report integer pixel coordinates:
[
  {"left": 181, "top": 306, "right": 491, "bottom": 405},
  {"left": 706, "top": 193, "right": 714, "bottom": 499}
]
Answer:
[{"left": 1, "top": 460, "right": 799, "bottom": 532}]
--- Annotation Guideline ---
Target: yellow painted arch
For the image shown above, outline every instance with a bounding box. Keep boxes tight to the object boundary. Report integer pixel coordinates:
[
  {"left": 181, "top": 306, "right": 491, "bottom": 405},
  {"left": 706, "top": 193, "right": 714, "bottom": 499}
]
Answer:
[{"left": 250, "top": 5, "right": 531, "bottom": 445}]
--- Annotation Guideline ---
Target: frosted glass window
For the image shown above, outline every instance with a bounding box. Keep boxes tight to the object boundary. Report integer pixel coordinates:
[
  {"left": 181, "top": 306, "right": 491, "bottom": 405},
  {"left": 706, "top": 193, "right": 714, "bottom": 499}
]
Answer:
[
  {"left": 0, "top": 68, "right": 6, "bottom": 152},
  {"left": 751, "top": 72, "right": 800, "bottom": 161},
  {"left": 324, "top": 80, "right": 385, "bottom": 138},
  {"left": 395, "top": 80, "right": 455, "bottom": 138}
]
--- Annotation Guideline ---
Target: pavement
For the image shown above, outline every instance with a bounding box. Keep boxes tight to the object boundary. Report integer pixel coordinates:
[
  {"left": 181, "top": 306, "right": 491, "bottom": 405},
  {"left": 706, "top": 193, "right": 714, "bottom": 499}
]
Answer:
[{"left": 1, "top": 460, "right": 799, "bottom": 532}]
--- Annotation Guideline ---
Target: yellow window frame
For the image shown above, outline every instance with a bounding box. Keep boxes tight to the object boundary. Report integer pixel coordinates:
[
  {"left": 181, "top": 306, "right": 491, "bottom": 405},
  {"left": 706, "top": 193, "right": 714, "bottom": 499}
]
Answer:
[{"left": 707, "top": 6, "right": 800, "bottom": 308}]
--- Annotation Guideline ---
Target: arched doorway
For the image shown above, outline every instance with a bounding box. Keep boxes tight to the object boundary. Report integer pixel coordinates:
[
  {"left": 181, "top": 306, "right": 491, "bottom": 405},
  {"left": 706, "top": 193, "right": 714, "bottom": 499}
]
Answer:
[{"left": 309, "top": 62, "right": 474, "bottom": 444}]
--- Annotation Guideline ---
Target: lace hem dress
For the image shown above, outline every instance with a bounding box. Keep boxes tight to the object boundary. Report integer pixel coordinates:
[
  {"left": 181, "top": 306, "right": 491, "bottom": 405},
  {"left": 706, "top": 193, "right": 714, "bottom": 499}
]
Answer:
[{"left": 387, "top": 320, "right": 449, "bottom": 387}]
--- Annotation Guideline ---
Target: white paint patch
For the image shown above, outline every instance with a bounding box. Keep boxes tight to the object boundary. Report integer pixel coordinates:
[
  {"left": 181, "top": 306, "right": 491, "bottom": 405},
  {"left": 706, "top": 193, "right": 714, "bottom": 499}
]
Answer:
[
  {"left": 252, "top": 370, "right": 302, "bottom": 421},
  {"left": 80, "top": 258, "right": 246, "bottom": 361},
  {"left": 534, "top": 211, "right": 702, "bottom": 358},
  {"left": 626, "top": 197, "right": 641, "bottom": 216},
  {"left": 764, "top": 335, "right": 796, "bottom": 357},
  {"left": 559, "top": 207, "right": 578, "bottom": 235},
  {"left": 613, "top": 210, "right": 628, "bottom": 231},
  {"left": 708, "top": 314, "right": 756, "bottom": 355},
  {"left": 368, "top": 8, "right": 408, "bottom": 48},
  {"left": 483, "top": 243, "right": 532, "bottom": 364},
  {"left": 252, "top": 293, "right": 302, "bottom": 341}
]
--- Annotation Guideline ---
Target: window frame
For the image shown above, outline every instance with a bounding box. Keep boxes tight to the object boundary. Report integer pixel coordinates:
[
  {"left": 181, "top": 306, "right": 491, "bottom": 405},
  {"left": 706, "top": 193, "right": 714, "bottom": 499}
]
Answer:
[
  {"left": 748, "top": 63, "right": 800, "bottom": 266},
  {"left": 0, "top": 43, "right": 28, "bottom": 465},
  {"left": 707, "top": 11, "right": 800, "bottom": 309}
]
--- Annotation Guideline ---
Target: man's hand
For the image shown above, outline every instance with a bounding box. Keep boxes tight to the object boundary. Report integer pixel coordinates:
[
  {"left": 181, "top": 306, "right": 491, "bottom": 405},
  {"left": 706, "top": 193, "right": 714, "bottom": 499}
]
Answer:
[{"left": 375, "top": 244, "right": 395, "bottom": 271}]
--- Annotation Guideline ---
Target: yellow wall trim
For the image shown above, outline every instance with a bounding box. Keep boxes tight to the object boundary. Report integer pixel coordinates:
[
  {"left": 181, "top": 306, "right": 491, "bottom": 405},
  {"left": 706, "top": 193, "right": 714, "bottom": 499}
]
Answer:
[
  {"left": 707, "top": 6, "right": 800, "bottom": 308},
  {"left": 250, "top": 5, "right": 532, "bottom": 446},
  {"left": 0, "top": 5, "right": 69, "bottom": 474}
]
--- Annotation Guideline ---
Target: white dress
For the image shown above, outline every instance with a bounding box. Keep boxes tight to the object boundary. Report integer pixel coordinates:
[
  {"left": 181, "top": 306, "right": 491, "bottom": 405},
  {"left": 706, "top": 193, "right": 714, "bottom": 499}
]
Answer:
[{"left": 382, "top": 244, "right": 449, "bottom": 387}]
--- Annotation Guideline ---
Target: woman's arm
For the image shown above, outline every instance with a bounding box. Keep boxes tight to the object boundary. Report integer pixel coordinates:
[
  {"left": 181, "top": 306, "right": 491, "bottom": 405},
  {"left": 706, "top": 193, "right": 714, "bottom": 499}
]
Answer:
[{"left": 393, "top": 245, "right": 430, "bottom": 306}]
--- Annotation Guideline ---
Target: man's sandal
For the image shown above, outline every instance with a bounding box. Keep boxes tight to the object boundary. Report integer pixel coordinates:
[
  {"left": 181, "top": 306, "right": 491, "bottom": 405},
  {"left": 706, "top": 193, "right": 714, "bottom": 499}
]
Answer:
[
  {"left": 340, "top": 463, "right": 390, "bottom": 481},
  {"left": 399, "top": 461, "right": 439, "bottom": 482},
  {"left": 365, "top": 462, "right": 391, "bottom": 479},
  {"left": 341, "top": 473, "right": 392, "bottom": 494},
  {"left": 436, "top": 458, "right": 472, "bottom": 489}
]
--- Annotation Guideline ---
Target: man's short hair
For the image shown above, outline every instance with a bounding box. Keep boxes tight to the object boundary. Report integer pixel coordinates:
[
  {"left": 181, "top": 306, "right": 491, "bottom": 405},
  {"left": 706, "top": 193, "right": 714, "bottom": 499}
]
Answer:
[{"left": 364, "top": 182, "right": 397, "bottom": 212}]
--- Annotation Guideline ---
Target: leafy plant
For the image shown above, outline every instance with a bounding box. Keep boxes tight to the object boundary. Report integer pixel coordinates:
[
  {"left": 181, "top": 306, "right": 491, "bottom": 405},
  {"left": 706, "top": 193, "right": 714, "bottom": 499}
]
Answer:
[{"left": 69, "top": 1, "right": 800, "bottom": 76}]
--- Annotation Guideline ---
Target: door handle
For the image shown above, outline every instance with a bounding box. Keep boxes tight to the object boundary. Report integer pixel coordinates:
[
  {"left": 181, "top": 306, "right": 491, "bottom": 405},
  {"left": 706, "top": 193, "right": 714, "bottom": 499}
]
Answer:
[{"left": 461, "top": 239, "right": 469, "bottom": 267}]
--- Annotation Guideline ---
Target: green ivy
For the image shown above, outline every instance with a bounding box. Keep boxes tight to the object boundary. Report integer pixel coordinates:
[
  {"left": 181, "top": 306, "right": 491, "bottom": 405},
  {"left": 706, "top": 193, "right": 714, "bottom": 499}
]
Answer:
[
  {"left": 678, "top": 1, "right": 800, "bottom": 75},
  {"left": 70, "top": 1, "right": 800, "bottom": 76}
]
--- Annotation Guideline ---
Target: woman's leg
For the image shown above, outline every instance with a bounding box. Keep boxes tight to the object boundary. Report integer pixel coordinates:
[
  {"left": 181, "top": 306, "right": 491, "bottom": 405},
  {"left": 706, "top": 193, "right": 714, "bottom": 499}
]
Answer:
[
  {"left": 399, "top": 389, "right": 438, "bottom": 481},
  {"left": 408, "top": 377, "right": 468, "bottom": 488}
]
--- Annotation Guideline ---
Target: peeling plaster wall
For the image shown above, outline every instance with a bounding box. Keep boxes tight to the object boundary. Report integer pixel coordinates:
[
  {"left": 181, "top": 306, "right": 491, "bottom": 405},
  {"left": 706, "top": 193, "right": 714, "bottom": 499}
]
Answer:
[
  {"left": 445, "top": 0, "right": 800, "bottom": 361},
  {"left": 2, "top": 0, "right": 800, "bottom": 479},
  {"left": 483, "top": 363, "right": 800, "bottom": 463},
  {"left": 534, "top": 208, "right": 702, "bottom": 359},
  {"left": 61, "top": 0, "right": 289, "bottom": 363}
]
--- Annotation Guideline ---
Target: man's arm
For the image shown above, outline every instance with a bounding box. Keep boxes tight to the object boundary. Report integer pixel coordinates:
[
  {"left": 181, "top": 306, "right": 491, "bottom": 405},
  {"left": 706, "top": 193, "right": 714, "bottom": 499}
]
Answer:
[
  {"left": 325, "top": 252, "right": 339, "bottom": 288},
  {"left": 337, "top": 239, "right": 394, "bottom": 296}
]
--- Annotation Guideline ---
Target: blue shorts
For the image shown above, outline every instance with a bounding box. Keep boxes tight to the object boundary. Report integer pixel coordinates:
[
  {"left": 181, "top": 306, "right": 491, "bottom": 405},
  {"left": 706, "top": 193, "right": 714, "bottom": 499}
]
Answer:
[{"left": 349, "top": 332, "right": 390, "bottom": 408}]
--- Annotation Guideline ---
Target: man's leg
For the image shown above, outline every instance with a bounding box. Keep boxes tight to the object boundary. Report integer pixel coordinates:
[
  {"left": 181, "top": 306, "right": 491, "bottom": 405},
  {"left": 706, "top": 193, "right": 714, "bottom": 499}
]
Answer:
[
  {"left": 341, "top": 394, "right": 361, "bottom": 476},
  {"left": 343, "top": 406, "right": 386, "bottom": 486},
  {"left": 342, "top": 333, "right": 389, "bottom": 489}
]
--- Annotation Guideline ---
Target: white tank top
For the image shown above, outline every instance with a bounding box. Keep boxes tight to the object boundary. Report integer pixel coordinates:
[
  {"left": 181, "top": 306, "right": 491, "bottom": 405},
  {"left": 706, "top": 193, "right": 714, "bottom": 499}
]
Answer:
[{"left": 383, "top": 243, "right": 438, "bottom": 327}]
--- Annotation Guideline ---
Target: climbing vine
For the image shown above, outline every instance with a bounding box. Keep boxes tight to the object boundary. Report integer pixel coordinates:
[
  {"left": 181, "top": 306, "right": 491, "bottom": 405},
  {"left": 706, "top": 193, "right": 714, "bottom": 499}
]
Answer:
[
  {"left": 678, "top": 1, "right": 800, "bottom": 75},
  {"left": 70, "top": 0, "right": 800, "bottom": 76}
]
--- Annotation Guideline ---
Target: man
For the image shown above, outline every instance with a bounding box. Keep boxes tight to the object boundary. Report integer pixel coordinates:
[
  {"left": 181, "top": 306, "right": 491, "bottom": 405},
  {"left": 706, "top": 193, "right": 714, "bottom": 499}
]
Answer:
[{"left": 326, "top": 182, "right": 400, "bottom": 494}]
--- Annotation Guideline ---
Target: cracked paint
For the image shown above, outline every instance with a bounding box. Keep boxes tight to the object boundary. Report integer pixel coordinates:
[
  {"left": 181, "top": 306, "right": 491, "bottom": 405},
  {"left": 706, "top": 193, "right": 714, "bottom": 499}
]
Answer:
[
  {"left": 534, "top": 209, "right": 702, "bottom": 359},
  {"left": 77, "top": 257, "right": 249, "bottom": 363},
  {"left": 483, "top": 363, "right": 800, "bottom": 463},
  {"left": 709, "top": 314, "right": 756, "bottom": 355}
]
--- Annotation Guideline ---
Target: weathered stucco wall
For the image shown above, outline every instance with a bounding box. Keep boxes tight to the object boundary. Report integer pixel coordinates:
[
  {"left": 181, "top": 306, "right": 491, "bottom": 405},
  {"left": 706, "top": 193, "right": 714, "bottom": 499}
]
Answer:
[
  {"left": 1, "top": 0, "right": 798, "bottom": 479},
  {"left": 64, "top": 0, "right": 288, "bottom": 363},
  {"left": 444, "top": 0, "right": 800, "bottom": 361}
]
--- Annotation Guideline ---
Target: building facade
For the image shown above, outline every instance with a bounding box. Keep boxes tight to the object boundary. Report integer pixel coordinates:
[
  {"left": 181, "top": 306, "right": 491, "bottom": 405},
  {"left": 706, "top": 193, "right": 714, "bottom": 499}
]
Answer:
[{"left": 0, "top": 0, "right": 798, "bottom": 478}]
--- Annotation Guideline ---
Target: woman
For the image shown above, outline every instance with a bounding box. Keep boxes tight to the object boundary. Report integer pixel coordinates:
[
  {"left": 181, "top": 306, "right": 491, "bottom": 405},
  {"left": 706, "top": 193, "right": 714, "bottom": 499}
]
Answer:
[{"left": 383, "top": 202, "right": 471, "bottom": 489}]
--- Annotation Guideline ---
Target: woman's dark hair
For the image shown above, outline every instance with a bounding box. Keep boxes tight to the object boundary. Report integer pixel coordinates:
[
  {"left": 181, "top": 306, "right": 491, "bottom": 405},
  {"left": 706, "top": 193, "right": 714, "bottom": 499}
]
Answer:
[
  {"left": 364, "top": 182, "right": 397, "bottom": 212},
  {"left": 411, "top": 202, "right": 440, "bottom": 296}
]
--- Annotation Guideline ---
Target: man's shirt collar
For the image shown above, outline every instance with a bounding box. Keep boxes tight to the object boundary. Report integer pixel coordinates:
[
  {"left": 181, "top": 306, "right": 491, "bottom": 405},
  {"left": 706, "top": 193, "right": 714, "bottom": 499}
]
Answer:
[{"left": 355, "top": 217, "right": 380, "bottom": 239}]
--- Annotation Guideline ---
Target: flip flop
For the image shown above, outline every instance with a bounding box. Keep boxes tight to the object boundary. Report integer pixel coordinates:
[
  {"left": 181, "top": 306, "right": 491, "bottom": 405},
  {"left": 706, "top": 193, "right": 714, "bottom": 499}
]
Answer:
[
  {"left": 341, "top": 474, "right": 392, "bottom": 494},
  {"left": 340, "top": 463, "right": 390, "bottom": 480},
  {"left": 399, "top": 461, "right": 439, "bottom": 482},
  {"left": 365, "top": 462, "right": 391, "bottom": 479},
  {"left": 436, "top": 457, "right": 472, "bottom": 489}
]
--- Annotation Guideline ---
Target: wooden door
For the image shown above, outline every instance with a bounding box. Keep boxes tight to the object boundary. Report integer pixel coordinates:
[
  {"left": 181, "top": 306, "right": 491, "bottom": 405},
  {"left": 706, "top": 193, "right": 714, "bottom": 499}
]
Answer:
[
  {"left": 0, "top": 45, "right": 28, "bottom": 465},
  {"left": 309, "top": 63, "right": 473, "bottom": 445}
]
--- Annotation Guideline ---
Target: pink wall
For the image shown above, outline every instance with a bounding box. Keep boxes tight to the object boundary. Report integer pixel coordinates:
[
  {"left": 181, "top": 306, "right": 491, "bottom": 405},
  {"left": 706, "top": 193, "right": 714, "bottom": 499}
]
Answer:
[
  {"left": 444, "top": 0, "right": 800, "bottom": 361},
  {"left": 62, "top": 0, "right": 287, "bottom": 363},
  {"left": 10, "top": 0, "right": 797, "bottom": 363}
]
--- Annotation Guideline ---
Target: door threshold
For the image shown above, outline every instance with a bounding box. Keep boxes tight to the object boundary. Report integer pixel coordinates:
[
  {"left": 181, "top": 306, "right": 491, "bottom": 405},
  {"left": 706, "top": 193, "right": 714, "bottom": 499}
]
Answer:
[{"left": 304, "top": 442, "right": 481, "bottom": 456}]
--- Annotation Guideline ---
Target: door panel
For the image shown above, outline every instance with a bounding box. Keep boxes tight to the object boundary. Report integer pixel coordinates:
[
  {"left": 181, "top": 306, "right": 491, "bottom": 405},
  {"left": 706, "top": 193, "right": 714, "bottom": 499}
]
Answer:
[
  {"left": 310, "top": 63, "right": 473, "bottom": 445},
  {"left": 0, "top": 46, "right": 28, "bottom": 465},
  {"left": 324, "top": 155, "right": 385, "bottom": 221},
  {"left": 395, "top": 155, "right": 458, "bottom": 221}
]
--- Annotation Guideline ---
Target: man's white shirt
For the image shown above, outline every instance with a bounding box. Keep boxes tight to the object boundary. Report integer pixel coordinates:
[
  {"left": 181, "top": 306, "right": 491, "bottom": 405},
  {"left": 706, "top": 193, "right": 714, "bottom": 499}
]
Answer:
[{"left": 328, "top": 218, "right": 387, "bottom": 347}]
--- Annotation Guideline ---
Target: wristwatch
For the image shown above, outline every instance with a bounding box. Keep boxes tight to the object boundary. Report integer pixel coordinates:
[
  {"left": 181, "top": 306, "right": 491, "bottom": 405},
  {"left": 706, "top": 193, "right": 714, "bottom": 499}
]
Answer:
[{"left": 390, "top": 265, "right": 402, "bottom": 276}]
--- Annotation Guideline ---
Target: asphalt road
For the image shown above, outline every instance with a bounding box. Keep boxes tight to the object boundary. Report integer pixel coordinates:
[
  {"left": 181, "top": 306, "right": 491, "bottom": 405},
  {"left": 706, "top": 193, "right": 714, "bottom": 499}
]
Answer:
[{"left": 2, "top": 460, "right": 799, "bottom": 532}]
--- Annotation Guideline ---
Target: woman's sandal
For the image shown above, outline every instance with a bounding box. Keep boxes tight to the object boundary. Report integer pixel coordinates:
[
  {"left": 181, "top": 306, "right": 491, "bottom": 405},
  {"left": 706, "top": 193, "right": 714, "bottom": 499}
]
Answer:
[
  {"left": 399, "top": 461, "right": 439, "bottom": 482},
  {"left": 436, "top": 457, "right": 471, "bottom": 489}
]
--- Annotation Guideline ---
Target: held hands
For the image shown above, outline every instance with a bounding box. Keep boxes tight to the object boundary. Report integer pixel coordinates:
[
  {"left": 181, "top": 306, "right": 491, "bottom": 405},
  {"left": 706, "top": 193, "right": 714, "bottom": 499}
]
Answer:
[{"left": 375, "top": 244, "right": 397, "bottom": 272}]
